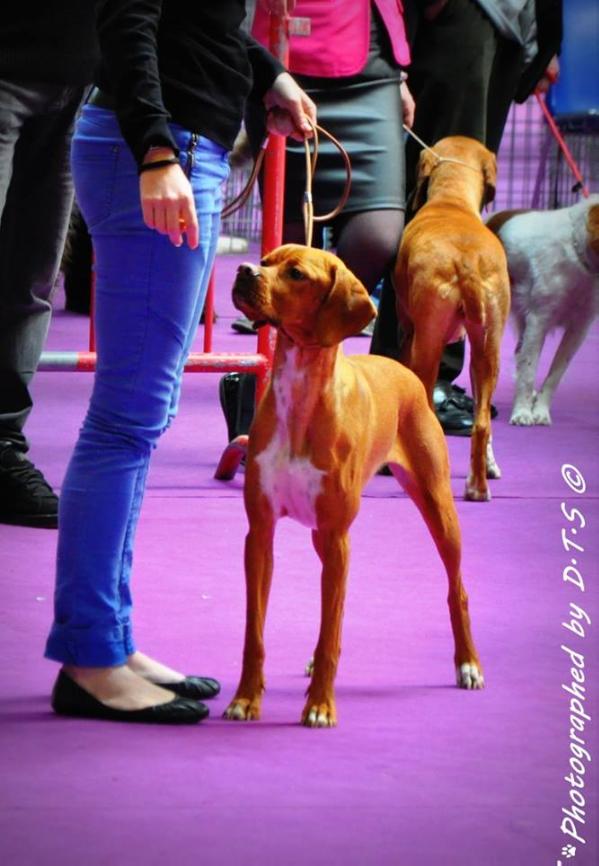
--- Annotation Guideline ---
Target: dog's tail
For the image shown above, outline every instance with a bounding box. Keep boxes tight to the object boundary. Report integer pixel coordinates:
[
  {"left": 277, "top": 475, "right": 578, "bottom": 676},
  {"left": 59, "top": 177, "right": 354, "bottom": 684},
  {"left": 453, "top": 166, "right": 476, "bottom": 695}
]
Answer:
[{"left": 459, "top": 261, "right": 486, "bottom": 327}]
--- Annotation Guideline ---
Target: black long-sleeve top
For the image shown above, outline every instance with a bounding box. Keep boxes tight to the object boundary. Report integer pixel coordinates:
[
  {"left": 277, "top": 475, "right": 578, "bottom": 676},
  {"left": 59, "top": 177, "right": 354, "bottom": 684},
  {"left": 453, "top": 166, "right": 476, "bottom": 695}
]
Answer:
[
  {"left": 0, "top": 1, "right": 99, "bottom": 86},
  {"left": 95, "top": 0, "right": 285, "bottom": 164}
]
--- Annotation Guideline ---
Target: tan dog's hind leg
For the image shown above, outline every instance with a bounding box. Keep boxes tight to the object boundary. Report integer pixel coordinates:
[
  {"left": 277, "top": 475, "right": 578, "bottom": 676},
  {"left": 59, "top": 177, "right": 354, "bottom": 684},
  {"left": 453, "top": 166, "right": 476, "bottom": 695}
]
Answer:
[
  {"left": 389, "top": 419, "right": 484, "bottom": 689},
  {"left": 224, "top": 518, "right": 275, "bottom": 721},
  {"left": 407, "top": 327, "right": 447, "bottom": 406},
  {"left": 301, "top": 528, "right": 351, "bottom": 727},
  {"left": 465, "top": 325, "right": 501, "bottom": 501}
]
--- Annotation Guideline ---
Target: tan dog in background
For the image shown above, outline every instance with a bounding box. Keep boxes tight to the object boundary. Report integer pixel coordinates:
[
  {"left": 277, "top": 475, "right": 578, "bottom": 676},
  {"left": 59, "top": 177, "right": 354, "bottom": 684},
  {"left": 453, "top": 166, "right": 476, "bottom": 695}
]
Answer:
[
  {"left": 224, "top": 244, "right": 483, "bottom": 728},
  {"left": 395, "top": 136, "right": 510, "bottom": 501}
]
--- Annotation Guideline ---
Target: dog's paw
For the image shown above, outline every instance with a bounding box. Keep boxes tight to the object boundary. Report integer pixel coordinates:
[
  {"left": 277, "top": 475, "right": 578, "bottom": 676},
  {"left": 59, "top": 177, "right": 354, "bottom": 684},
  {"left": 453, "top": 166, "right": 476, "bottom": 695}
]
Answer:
[
  {"left": 531, "top": 403, "right": 552, "bottom": 425},
  {"left": 464, "top": 480, "right": 491, "bottom": 502},
  {"left": 486, "top": 459, "right": 501, "bottom": 479},
  {"left": 223, "top": 697, "right": 261, "bottom": 721},
  {"left": 510, "top": 407, "right": 535, "bottom": 426},
  {"left": 304, "top": 657, "right": 314, "bottom": 677},
  {"left": 301, "top": 700, "right": 337, "bottom": 728},
  {"left": 456, "top": 663, "right": 484, "bottom": 690}
]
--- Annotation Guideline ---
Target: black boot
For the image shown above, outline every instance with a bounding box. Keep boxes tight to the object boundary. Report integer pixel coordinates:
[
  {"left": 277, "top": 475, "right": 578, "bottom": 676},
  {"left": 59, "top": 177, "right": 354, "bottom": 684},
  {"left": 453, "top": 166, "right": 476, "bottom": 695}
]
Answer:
[{"left": 0, "top": 442, "right": 58, "bottom": 528}]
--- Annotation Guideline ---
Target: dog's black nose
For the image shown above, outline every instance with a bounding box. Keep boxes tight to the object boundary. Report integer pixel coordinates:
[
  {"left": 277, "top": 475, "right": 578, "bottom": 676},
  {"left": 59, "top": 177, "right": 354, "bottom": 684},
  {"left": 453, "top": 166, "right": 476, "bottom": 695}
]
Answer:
[{"left": 237, "top": 263, "right": 258, "bottom": 278}]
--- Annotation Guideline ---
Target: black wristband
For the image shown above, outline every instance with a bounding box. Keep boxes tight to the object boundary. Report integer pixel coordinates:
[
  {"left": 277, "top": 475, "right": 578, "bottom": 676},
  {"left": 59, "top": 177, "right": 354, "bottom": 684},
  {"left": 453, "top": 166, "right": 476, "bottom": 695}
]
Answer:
[{"left": 138, "top": 157, "right": 180, "bottom": 175}]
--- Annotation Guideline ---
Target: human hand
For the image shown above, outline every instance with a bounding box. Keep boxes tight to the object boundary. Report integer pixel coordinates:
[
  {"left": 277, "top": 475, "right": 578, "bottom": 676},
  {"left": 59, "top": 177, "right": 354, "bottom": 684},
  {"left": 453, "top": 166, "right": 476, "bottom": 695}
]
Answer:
[
  {"left": 139, "top": 148, "right": 199, "bottom": 249},
  {"left": 264, "top": 71, "right": 317, "bottom": 141},
  {"left": 258, "top": 0, "right": 297, "bottom": 15},
  {"left": 401, "top": 81, "right": 415, "bottom": 129},
  {"left": 535, "top": 55, "right": 560, "bottom": 94}
]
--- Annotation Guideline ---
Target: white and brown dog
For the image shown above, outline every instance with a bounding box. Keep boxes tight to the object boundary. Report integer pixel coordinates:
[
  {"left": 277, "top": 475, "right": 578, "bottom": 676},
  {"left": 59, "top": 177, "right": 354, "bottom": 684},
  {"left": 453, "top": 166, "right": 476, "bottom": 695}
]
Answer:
[
  {"left": 223, "top": 244, "right": 483, "bottom": 728},
  {"left": 487, "top": 196, "right": 599, "bottom": 425}
]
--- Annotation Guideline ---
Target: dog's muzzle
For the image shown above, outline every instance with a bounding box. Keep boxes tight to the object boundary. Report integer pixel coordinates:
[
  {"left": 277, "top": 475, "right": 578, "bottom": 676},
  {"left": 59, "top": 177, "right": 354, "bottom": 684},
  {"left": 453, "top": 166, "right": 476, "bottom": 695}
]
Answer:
[
  {"left": 232, "top": 263, "right": 259, "bottom": 301},
  {"left": 232, "top": 263, "right": 268, "bottom": 324}
]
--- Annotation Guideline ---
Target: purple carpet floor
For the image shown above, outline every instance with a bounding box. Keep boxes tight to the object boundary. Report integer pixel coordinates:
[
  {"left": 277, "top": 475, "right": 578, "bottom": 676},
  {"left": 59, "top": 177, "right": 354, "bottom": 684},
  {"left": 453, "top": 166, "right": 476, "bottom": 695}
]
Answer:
[{"left": 1, "top": 248, "right": 598, "bottom": 866}]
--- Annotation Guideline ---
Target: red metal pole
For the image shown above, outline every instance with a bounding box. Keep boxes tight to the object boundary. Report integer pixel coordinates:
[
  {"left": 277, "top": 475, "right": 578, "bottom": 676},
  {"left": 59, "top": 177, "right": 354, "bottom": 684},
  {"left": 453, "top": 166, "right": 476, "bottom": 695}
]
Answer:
[
  {"left": 255, "top": 9, "right": 290, "bottom": 402},
  {"left": 202, "top": 269, "right": 215, "bottom": 353},
  {"left": 88, "top": 251, "right": 96, "bottom": 352}
]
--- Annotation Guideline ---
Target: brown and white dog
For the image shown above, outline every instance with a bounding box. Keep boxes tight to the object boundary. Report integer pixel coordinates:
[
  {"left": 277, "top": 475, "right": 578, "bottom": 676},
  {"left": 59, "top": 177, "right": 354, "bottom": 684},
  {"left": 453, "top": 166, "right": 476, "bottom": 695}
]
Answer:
[
  {"left": 487, "top": 196, "right": 599, "bottom": 425},
  {"left": 395, "top": 136, "right": 510, "bottom": 501},
  {"left": 223, "top": 244, "right": 483, "bottom": 728}
]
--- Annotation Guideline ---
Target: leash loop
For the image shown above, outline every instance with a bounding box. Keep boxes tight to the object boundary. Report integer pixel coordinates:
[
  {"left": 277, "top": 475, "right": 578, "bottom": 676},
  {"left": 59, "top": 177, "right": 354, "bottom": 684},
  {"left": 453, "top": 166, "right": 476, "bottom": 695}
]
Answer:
[
  {"left": 221, "top": 121, "right": 352, "bottom": 248},
  {"left": 302, "top": 119, "right": 352, "bottom": 247}
]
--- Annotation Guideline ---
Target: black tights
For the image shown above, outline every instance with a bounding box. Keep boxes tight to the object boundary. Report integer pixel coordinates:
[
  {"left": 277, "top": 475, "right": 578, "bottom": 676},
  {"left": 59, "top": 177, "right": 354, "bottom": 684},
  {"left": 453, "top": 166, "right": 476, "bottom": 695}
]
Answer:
[{"left": 283, "top": 208, "right": 405, "bottom": 296}]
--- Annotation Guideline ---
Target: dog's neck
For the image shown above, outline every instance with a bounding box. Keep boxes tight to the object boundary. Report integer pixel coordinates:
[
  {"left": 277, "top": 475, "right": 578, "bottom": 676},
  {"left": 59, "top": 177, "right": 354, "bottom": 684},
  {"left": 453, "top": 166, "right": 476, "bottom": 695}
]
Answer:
[
  {"left": 425, "top": 166, "right": 484, "bottom": 216},
  {"left": 270, "top": 335, "right": 340, "bottom": 453}
]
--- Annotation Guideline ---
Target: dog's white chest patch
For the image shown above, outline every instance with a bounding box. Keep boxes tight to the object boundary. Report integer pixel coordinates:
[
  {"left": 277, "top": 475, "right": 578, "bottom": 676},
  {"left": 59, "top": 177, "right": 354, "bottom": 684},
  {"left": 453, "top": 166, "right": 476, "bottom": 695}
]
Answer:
[{"left": 256, "top": 347, "right": 325, "bottom": 528}]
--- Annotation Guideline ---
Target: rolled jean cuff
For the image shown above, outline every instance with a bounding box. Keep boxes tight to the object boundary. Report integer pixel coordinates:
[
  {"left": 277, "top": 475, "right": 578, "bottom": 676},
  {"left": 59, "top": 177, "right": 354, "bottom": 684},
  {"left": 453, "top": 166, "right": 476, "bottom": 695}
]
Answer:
[{"left": 44, "top": 621, "right": 135, "bottom": 666}]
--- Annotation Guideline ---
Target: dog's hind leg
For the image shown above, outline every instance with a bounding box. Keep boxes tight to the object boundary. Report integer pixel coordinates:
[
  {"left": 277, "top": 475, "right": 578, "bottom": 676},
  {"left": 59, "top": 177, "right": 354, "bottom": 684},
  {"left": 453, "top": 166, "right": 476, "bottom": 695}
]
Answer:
[
  {"left": 464, "top": 324, "right": 501, "bottom": 501},
  {"left": 224, "top": 512, "right": 275, "bottom": 721},
  {"left": 301, "top": 526, "right": 352, "bottom": 727},
  {"left": 407, "top": 326, "right": 448, "bottom": 406},
  {"left": 532, "top": 318, "right": 593, "bottom": 425},
  {"left": 388, "top": 425, "right": 484, "bottom": 689}
]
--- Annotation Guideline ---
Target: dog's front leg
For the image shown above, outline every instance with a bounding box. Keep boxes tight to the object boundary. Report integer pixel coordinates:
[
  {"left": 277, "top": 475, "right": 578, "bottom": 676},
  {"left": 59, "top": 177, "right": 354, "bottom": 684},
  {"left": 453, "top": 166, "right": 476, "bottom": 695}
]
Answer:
[
  {"left": 302, "top": 527, "right": 350, "bottom": 728},
  {"left": 224, "top": 518, "right": 275, "bottom": 721},
  {"left": 510, "top": 317, "right": 546, "bottom": 425},
  {"left": 533, "top": 319, "right": 592, "bottom": 425}
]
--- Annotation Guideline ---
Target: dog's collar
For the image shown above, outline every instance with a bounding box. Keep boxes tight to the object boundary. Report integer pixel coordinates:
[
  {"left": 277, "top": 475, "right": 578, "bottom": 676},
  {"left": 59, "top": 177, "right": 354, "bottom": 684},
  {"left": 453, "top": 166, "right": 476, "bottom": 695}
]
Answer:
[
  {"left": 403, "top": 125, "right": 480, "bottom": 174},
  {"left": 568, "top": 207, "right": 599, "bottom": 275}
]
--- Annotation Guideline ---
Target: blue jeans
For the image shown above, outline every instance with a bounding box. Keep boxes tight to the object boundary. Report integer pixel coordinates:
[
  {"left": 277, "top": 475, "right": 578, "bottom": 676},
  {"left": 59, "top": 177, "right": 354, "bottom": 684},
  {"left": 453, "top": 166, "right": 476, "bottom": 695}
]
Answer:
[{"left": 45, "top": 106, "right": 230, "bottom": 666}]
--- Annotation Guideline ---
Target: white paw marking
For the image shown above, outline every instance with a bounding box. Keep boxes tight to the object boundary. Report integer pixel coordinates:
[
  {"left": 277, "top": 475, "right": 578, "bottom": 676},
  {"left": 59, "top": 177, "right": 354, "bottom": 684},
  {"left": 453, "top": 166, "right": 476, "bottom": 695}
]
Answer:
[
  {"left": 224, "top": 702, "right": 252, "bottom": 721},
  {"left": 464, "top": 480, "right": 491, "bottom": 502},
  {"left": 486, "top": 461, "right": 502, "bottom": 479},
  {"left": 531, "top": 403, "right": 552, "bottom": 425},
  {"left": 304, "top": 708, "right": 336, "bottom": 728},
  {"left": 456, "top": 663, "right": 485, "bottom": 690},
  {"left": 510, "top": 407, "right": 535, "bottom": 425}
]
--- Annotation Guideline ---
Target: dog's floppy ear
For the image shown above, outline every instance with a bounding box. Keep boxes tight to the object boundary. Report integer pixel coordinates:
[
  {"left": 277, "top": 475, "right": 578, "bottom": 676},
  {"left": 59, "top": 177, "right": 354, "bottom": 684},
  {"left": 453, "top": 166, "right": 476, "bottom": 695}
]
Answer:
[
  {"left": 313, "top": 263, "right": 377, "bottom": 346},
  {"left": 412, "top": 149, "right": 437, "bottom": 212},
  {"left": 481, "top": 151, "right": 497, "bottom": 206}
]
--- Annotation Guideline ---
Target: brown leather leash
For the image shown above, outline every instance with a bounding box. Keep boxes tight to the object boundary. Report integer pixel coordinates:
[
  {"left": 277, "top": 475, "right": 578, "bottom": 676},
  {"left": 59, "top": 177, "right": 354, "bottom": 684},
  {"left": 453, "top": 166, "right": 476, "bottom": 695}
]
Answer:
[{"left": 221, "top": 120, "right": 352, "bottom": 247}]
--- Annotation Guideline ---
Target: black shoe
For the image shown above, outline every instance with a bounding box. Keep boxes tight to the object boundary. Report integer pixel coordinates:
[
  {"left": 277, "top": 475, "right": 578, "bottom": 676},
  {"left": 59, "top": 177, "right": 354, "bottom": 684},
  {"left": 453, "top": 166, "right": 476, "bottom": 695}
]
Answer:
[
  {"left": 51, "top": 670, "right": 209, "bottom": 724},
  {"left": 0, "top": 442, "right": 58, "bottom": 528},
  {"left": 218, "top": 372, "right": 256, "bottom": 442},
  {"left": 231, "top": 316, "right": 256, "bottom": 335},
  {"left": 446, "top": 384, "right": 498, "bottom": 419},
  {"left": 154, "top": 676, "right": 221, "bottom": 700},
  {"left": 433, "top": 382, "right": 474, "bottom": 437},
  {"left": 433, "top": 382, "right": 498, "bottom": 437}
]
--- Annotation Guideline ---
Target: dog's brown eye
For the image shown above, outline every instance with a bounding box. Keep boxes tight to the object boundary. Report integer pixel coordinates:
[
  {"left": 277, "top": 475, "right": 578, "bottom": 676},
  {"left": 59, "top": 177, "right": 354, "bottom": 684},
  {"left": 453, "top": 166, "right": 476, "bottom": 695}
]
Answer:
[{"left": 289, "top": 267, "right": 304, "bottom": 280}]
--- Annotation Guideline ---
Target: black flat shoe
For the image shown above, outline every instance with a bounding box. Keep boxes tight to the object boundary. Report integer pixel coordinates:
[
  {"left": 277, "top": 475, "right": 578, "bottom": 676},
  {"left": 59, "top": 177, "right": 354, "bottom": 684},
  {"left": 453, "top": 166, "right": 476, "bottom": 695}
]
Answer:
[
  {"left": 154, "top": 676, "right": 221, "bottom": 700},
  {"left": 432, "top": 382, "right": 498, "bottom": 438},
  {"left": 51, "top": 670, "right": 209, "bottom": 724}
]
